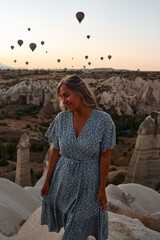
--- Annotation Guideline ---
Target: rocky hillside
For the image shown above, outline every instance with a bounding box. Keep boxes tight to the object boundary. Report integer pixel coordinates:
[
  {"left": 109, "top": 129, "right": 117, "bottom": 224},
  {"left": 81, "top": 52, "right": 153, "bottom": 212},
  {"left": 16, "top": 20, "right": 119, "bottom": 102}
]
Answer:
[{"left": 0, "top": 74, "right": 160, "bottom": 115}]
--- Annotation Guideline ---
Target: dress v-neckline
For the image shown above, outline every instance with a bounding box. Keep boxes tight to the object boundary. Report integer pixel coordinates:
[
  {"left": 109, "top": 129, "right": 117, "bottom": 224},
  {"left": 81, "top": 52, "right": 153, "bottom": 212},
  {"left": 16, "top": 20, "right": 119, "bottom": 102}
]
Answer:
[{"left": 71, "top": 109, "right": 94, "bottom": 140}]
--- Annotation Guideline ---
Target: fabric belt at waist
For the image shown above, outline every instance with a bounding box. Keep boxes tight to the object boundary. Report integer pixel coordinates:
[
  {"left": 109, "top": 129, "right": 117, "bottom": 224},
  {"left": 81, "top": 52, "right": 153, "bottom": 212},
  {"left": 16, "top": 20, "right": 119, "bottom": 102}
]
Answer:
[{"left": 60, "top": 155, "right": 98, "bottom": 164}]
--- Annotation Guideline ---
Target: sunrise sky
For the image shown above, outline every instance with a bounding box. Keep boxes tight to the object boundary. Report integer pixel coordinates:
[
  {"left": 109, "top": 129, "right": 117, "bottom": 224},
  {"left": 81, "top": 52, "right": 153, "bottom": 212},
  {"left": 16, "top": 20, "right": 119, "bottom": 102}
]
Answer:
[{"left": 0, "top": 0, "right": 160, "bottom": 71}]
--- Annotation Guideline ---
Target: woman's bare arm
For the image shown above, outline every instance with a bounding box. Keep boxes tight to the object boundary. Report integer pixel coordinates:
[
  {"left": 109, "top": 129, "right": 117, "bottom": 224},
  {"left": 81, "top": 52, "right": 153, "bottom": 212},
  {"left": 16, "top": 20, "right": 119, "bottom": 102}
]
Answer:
[
  {"left": 98, "top": 149, "right": 111, "bottom": 211},
  {"left": 41, "top": 146, "right": 60, "bottom": 196}
]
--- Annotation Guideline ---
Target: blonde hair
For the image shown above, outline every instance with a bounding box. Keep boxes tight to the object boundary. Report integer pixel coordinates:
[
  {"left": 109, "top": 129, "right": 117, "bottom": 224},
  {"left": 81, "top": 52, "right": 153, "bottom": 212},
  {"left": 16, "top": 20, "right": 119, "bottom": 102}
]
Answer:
[{"left": 56, "top": 75, "right": 99, "bottom": 110}]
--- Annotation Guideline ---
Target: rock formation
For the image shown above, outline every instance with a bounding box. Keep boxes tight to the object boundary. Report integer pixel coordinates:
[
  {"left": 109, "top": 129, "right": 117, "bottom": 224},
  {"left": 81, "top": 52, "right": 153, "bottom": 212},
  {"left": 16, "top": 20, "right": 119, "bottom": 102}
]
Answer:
[
  {"left": 0, "top": 178, "right": 41, "bottom": 237},
  {"left": 1, "top": 76, "right": 160, "bottom": 115},
  {"left": 9, "top": 207, "right": 160, "bottom": 240},
  {"left": 106, "top": 183, "right": 160, "bottom": 233},
  {"left": 0, "top": 79, "right": 58, "bottom": 106},
  {"left": 15, "top": 133, "right": 31, "bottom": 187},
  {"left": 125, "top": 111, "right": 160, "bottom": 190}
]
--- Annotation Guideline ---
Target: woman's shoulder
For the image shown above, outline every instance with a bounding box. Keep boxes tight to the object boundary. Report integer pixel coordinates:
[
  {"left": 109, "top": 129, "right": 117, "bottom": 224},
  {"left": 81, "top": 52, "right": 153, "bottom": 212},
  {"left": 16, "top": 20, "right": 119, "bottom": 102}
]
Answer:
[
  {"left": 94, "top": 108, "right": 113, "bottom": 121},
  {"left": 93, "top": 109, "right": 116, "bottom": 134},
  {"left": 55, "top": 110, "right": 71, "bottom": 120}
]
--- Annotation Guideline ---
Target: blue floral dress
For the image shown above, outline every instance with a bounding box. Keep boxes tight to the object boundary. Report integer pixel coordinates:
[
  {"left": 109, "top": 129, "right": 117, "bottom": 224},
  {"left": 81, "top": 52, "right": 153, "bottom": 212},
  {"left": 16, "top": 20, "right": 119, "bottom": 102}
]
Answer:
[{"left": 41, "top": 109, "right": 116, "bottom": 240}]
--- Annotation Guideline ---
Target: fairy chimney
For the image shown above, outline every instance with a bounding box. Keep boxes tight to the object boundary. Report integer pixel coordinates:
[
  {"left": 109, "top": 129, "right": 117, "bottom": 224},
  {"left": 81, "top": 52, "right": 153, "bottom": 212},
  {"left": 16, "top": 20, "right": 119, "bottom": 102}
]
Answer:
[
  {"left": 125, "top": 111, "right": 160, "bottom": 190},
  {"left": 15, "top": 133, "right": 31, "bottom": 187}
]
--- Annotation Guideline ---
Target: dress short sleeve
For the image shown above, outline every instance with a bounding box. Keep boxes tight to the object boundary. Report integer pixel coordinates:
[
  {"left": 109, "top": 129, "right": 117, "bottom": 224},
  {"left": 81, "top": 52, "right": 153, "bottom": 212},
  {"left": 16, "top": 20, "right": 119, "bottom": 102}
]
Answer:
[
  {"left": 44, "top": 114, "right": 60, "bottom": 150},
  {"left": 100, "top": 114, "right": 116, "bottom": 152}
]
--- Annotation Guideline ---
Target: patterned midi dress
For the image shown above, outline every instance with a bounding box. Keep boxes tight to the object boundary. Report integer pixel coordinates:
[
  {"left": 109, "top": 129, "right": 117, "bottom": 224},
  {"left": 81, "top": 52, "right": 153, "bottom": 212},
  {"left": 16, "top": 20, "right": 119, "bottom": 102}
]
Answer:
[{"left": 41, "top": 108, "right": 116, "bottom": 240}]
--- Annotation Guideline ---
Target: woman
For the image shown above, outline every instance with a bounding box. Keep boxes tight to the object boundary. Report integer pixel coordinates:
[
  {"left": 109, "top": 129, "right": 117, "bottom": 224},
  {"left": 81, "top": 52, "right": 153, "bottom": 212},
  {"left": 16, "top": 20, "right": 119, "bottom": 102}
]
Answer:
[{"left": 41, "top": 75, "right": 116, "bottom": 240}]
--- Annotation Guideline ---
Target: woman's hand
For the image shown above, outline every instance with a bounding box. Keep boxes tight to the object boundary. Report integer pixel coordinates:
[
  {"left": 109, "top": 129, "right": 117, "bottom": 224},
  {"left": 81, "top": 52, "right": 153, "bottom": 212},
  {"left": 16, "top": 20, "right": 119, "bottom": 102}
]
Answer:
[
  {"left": 98, "top": 189, "right": 107, "bottom": 212},
  {"left": 41, "top": 182, "right": 50, "bottom": 196}
]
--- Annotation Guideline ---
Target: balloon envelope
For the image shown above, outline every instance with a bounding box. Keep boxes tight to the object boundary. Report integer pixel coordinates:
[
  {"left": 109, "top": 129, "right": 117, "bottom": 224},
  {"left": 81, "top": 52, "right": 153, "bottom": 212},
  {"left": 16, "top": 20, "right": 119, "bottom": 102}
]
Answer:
[
  {"left": 41, "top": 41, "right": 44, "bottom": 45},
  {"left": 25, "top": 61, "right": 29, "bottom": 65},
  {"left": 11, "top": 45, "right": 14, "bottom": 50},
  {"left": 87, "top": 35, "right": 90, "bottom": 39},
  {"left": 14, "top": 60, "right": 16, "bottom": 63},
  {"left": 100, "top": 57, "right": 104, "bottom": 60},
  {"left": 85, "top": 55, "right": 88, "bottom": 59},
  {"left": 17, "top": 40, "right": 23, "bottom": 46},
  {"left": 57, "top": 59, "right": 61, "bottom": 63},
  {"left": 28, "top": 28, "right": 31, "bottom": 31},
  {"left": 88, "top": 62, "right": 91, "bottom": 65},
  {"left": 108, "top": 55, "right": 112, "bottom": 60},
  {"left": 76, "top": 12, "right": 85, "bottom": 23},
  {"left": 29, "top": 43, "right": 37, "bottom": 51}
]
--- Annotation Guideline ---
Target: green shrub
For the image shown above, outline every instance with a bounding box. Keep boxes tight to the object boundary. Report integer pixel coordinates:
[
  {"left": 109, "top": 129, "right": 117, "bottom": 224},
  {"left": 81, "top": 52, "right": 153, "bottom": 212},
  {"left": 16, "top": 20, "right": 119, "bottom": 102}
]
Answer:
[
  {"left": 42, "top": 145, "right": 49, "bottom": 160},
  {"left": 40, "top": 122, "right": 50, "bottom": 127},
  {"left": 30, "top": 143, "right": 44, "bottom": 152},
  {"left": 110, "top": 159, "right": 115, "bottom": 165},
  {"left": 109, "top": 167, "right": 117, "bottom": 172},
  {"left": 39, "top": 127, "right": 46, "bottom": 134},
  {"left": 0, "top": 122, "right": 8, "bottom": 126},
  {"left": 36, "top": 170, "right": 43, "bottom": 179},
  {"left": 110, "top": 113, "right": 147, "bottom": 137},
  {"left": 6, "top": 143, "right": 17, "bottom": 161},
  {"left": 127, "top": 147, "right": 132, "bottom": 152},
  {"left": 0, "top": 158, "right": 9, "bottom": 166},
  {"left": 0, "top": 143, "right": 7, "bottom": 160},
  {"left": 15, "top": 115, "right": 21, "bottom": 120},
  {"left": 123, "top": 151, "right": 128, "bottom": 157},
  {"left": 25, "top": 124, "right": 31, "bottom": 128},
  {"left": 108, "top": 172, "right": 126, "bottom": 186},
  {"left": 30, "top": 168, "right": 34, "bottom": 177},
  {"left": 0, "top": 141, "right": 9, "bottom": 166}
]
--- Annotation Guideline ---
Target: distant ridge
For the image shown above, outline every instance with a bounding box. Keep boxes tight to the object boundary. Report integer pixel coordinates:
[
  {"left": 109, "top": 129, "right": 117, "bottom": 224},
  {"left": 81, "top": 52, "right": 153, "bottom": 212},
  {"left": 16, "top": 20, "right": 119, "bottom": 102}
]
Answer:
[
  {"left": 0, "top": 63, "right": 15, "bottom": 70},
  {"left": 81, "top": 67, "right": 131, "bottom": 72}
]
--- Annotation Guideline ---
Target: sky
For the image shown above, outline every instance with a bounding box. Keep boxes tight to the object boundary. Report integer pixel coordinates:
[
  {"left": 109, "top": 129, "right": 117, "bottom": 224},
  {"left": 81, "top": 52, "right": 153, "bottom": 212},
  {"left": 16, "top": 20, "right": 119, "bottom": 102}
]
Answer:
[{"left": 0, "top": 0, "right": 160, "bottom": 71}]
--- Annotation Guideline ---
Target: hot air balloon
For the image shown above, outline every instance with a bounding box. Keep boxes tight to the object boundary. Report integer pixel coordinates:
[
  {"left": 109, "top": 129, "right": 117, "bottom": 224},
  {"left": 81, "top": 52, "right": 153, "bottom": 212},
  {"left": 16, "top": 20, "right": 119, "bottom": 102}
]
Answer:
[
  {"left": 25, "top": 61, "right": 29, "bottom": 65},
  {"left": 85, "top": 55, "right": 88, "bottom": 59},
  {"left": 17, "top": 40, "right": 23, "bottom": 46},
  {"left": 10, "top": 45, "right": 14, "bottom": 50},
  {"left": 108, "top": 55, "right": 112, "bottom": 60},
  {"left": 41, "top": 41, "right": 44, "bottom": 45},
  {"left": 83, "top": 65, "right": 86, "bottom": 68},
  {"left": 88, "top": 62, "right": 91, "bottom": 65},
  {"left": 76, "top": 12, "right": 85, "bottom": 23},
  {"left": 14, "top": 60, "right": 17, "bottom": 63},
  {"left": 29, "top": 43, "right": 37, "bottom": 51},
  {"left": 57, "top": 59, "right": 61, "bottom": 63},
  {"left": 87, "top": 35, "right": 90, "bottom": 39},
  {"left": 100, "top": 57, "right": 104, "bottom": 60},
  {"left": 28, "top": 28, "right": 31, "bottom": 31},
  {"left": 72, "top": 58, "right": 74, "bottom": 60},
  {"left": 46, "top": 51, "right": 48, "bottom": 53}
]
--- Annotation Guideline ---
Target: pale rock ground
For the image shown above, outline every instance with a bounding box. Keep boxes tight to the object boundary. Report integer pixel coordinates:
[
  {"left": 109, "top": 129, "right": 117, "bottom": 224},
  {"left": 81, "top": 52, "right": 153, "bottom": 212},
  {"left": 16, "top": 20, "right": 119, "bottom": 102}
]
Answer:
[
  {"left": 24, "top": 186, "right": 42, "bottom": 201},
  {"left": 1, "top": 176, "right": 160, "bottom": 240},
  {"left": 0, "top": 178, "right": 41, "bottom": 237},
  {"left": 4, "top": 207, "right": 160, "bottom": 240},
  {"left": 106, "top": 184, "right": 160, "bottom": 232},
  {"left": 118, "top": 183, "right": 160, "bottom": 214}
]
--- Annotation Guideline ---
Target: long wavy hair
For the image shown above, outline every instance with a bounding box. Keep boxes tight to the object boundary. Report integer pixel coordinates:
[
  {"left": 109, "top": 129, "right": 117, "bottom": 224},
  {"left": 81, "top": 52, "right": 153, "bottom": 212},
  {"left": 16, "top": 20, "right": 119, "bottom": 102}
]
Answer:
[{"left": 56, "top": 75, "right": 99, "bottom": 110}]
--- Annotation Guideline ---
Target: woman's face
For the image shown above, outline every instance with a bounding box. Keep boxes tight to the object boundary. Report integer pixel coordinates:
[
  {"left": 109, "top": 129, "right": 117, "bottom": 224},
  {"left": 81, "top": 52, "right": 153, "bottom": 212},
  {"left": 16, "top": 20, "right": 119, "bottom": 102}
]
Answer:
[{"left": 59, "top": 85, "right": 82, "bottom": 112}]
